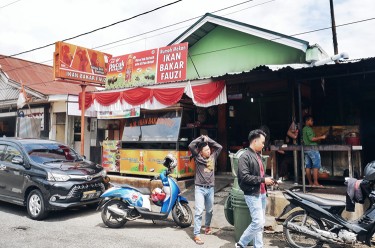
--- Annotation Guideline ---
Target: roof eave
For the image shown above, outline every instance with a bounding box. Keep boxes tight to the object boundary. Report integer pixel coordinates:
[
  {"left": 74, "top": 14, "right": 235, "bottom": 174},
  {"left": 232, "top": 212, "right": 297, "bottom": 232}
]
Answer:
[{"left": 169, "top": 13, "right": 309, "bottom": 52}]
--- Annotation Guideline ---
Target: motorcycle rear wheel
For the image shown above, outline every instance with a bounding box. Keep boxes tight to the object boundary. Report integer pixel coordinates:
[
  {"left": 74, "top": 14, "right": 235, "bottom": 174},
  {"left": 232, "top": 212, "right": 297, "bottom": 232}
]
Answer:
[
  {"left": 101, "top": 200, "right": 128, "bottom": 228},
  {"left": 172, "top": 202, "right": 192, "bottom": 228},
  {"left": 283, "top": 210, "right": 325, "bottom": 248}
]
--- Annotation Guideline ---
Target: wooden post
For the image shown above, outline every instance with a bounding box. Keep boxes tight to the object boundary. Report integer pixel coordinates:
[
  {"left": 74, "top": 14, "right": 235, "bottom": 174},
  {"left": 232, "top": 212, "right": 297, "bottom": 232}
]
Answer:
[
  {"left": 217, "top": 104, "right": 227, "bottom": 172},
  {"left": 80, "top": 84, "right": 87, "bottom": 156},
  {"left": 298, "top": 82, "right": 306, "bottom": 192}
]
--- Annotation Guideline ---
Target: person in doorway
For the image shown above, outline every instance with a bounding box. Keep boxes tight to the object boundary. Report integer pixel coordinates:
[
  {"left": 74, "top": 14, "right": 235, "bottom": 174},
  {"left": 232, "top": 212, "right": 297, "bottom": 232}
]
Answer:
[
  {"left": 188, "top": 135, "right": 222, "bottom": 245},
  {"left": 235, "top": 129, "right": 276, "bottom": 248},
  {"left": 278, "top": 121, "right": 299, "bottom": 180},
  {"left": 302, "top": 115, "right": 326, "bottom": 187}
]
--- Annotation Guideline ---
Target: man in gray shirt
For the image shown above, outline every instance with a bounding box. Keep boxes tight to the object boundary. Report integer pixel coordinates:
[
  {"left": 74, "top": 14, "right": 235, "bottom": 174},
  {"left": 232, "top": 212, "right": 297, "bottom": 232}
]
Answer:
[{"left": 189, "top": 135, "right": 222, "bottom": 245}]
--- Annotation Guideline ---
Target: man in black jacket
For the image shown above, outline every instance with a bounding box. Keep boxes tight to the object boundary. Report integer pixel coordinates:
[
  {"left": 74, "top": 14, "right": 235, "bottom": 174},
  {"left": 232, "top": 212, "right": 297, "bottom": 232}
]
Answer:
[{"left": 235, "top": 129, "right": 275, "bottom": 248}]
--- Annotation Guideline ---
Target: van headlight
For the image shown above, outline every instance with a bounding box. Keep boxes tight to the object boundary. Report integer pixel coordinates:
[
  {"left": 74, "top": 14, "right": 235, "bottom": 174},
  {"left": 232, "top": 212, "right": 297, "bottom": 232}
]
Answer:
[{"left": 47, "top": 172, "right": 70, "bottom": 182}]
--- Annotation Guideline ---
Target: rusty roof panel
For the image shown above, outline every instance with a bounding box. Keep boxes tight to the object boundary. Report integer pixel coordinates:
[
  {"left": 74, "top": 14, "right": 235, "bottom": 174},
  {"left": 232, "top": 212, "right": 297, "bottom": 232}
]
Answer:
[{"left": 0, "top": 56, "right": 97, "bottom": 95}]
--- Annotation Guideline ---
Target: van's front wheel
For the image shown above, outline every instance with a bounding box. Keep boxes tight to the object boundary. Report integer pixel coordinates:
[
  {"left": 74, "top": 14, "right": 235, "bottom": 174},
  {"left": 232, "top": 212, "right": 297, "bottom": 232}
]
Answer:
[{"left": 27, "top": 189, "right": 48, "bottom": 220}]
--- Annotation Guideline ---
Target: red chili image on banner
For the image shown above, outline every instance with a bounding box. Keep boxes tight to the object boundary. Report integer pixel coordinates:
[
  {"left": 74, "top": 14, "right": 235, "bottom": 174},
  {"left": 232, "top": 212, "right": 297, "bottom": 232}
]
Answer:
[{"left": 156, "top": 42, "right": 188, "bottom": 83}]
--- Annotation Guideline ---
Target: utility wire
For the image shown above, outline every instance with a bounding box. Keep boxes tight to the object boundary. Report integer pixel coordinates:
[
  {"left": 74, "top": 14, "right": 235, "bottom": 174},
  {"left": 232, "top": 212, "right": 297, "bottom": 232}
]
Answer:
[
  {"left": 94, "top": 0, "right": 256, "bottom": 50},
  {"left": 0, "top": 0, "right": 182, "bottom": 60},
  {"left": 0, "top": 0, "right": 21, "bottom": 9},
  {"left": 6, "top": 14, "right": 375, "bottom": 74},
  {"left": 2, "top": 1, "right": 375, "bottom": 79},
  {"left": 183, "top": 16, "right": 375, "bottom": 57},
  {"left": 6, "top": 13, "right": 374, "bottom": 90},
  {"left": 2, "top": 0, "right": 257, "bottom": 72}
]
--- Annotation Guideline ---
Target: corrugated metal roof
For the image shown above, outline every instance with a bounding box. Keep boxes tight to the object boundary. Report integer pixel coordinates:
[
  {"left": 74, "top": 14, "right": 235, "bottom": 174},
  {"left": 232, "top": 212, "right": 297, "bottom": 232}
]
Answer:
[
  {"left": 0, "top": 56, "right": 97, "bottom": 95},
  {"left": 0, "top": 79, "right": 19, "bottom": 100}
]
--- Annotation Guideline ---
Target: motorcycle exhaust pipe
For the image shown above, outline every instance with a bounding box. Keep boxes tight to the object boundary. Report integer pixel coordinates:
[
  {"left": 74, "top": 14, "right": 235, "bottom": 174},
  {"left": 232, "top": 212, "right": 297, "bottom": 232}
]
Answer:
[
  {"left": 286, "top": 222, "right": 340, "bottom": 244},
  {"left": 107, "top": 205, "right": 127, "bottom": 217}
]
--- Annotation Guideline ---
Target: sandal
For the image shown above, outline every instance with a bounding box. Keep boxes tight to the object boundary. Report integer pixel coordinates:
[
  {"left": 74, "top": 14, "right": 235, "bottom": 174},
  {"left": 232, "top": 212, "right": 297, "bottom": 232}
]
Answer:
[
  {"left": 205, "top": 227, "right": 212, "bottom": 235},
  {"left": 194, "top": 236, "right": 204, "bottom": 245},
  {"left": 313, "top": 184, "right": 324, "bottom": 188}
]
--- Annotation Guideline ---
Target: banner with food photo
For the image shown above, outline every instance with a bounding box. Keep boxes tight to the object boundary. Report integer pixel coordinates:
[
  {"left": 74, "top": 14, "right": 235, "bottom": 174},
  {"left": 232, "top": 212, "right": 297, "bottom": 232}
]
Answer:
[
  {"left": 102, "top": 140, "right": 120, "bottom": 172},
  {"left": 54, "top": 41, "right": 111, "bottom": 85},
  {"left": 104, "top": 42, "right": 188, "bottom": 89},
  {"left": 105, "top": 49, "right": 157, "bottom": 89}
]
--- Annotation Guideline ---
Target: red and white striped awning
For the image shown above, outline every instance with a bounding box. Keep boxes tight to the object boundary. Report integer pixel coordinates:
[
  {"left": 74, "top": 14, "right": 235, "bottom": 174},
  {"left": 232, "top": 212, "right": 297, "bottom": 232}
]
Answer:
[{"left": 79, "top": 80, "right": 227, "bottom": 111}]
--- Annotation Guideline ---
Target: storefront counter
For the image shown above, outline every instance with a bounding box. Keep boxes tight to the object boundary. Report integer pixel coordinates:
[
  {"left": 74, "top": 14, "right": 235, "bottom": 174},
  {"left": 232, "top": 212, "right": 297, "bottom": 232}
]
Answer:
[
  {"left": 270, "top": 144, "right": 362, "bottom": 179},
  {"left": 119, "top": 148, "right": 194, "bottom": 178},
  {"left": 102, "top": 107, "right": 200, "bottom": 178}
]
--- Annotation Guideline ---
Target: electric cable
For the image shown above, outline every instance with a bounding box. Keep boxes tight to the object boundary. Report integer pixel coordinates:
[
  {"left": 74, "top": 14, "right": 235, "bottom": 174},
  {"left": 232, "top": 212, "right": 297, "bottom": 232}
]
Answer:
[
  {"left": 1, "top": 0, "right": 258, "bottom": 72},
  {"left": 0, "top": 0, "right": 21, "bottom": 9},
  {"left": 0, "top": 0, "right": 183, "bottom": 60},
  {"left": 1, "top": 1, "right": 374, "bottom": 82}
]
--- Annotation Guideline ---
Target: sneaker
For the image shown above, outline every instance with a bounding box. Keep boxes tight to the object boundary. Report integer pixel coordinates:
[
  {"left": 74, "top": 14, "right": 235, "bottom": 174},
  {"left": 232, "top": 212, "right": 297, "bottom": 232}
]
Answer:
[
  {"left": 194, "top": 236, "right": 204, "bottom": 245},
  {"left": 235, "top": 242, "right": 244, "bottom": 248},
  {"left": 204, "top": 227, "right": 212, "bottom": 235}
]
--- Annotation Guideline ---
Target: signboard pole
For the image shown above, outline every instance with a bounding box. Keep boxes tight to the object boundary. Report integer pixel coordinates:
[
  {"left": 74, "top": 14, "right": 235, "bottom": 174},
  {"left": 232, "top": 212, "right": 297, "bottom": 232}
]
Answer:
[{"left": 80, "top": 84, "right": 87, "bottom": 156}]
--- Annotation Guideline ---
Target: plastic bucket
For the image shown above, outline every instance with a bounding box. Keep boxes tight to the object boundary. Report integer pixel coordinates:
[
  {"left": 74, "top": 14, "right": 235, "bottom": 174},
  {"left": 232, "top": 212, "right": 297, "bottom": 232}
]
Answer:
[{"left": 231, "top": 188, "right": 252, "bottom": 245}]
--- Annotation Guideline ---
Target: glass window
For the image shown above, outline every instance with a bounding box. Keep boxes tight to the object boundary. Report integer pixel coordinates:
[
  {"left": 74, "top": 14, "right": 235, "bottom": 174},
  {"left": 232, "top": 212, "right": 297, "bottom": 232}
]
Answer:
[
  {"left": 122, "top": 110, "right": 182, "bottom": 142},
  {"left": 0, "top": 145, "right": 6, "bottom": 160},
  {"left": 24, "top": 143, "right": 82, "bottom": 164},
  {"left": 3, "top": 146, "right": 22, "bottom": 162}
]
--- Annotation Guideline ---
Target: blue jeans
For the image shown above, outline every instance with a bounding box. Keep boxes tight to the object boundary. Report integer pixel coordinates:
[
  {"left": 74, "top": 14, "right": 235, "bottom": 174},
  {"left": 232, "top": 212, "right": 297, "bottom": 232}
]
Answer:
[
  {"left": 304, "top": 150, "right": 321, "bottom": 169},
  {"left": 193, "top": 185, "right": 214, "bottom": 236},
  {"left": 238, "top": 193, "right": 266, "bottom": 248}
]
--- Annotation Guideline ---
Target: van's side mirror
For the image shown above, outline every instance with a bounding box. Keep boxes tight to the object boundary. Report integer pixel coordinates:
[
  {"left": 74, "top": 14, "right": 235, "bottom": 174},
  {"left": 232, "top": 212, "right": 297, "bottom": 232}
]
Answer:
[{"left": 11, "top": 156, "right": 24, "bottom": 165}]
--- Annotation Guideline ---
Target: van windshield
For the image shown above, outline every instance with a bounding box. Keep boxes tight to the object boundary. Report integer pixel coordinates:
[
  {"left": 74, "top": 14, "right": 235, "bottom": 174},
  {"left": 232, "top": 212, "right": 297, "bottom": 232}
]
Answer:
[{"left": 23, "top": 143, "right": 82, "bottom": 164}]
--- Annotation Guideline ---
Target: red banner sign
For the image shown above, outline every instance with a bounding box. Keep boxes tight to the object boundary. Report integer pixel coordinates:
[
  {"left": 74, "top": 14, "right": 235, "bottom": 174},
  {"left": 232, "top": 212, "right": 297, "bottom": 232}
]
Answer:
[
  {"left": 54, "top": 41, "right": 112, "bottom": 85},
  {"left": 105, "top": 42, "right": 188, "bottom": 89},
  {"left": 106, "top": 49, "right": 157, "bottom": 88},
  {"left": 157, "top": 43, "right": 188, "bottom": 83}
]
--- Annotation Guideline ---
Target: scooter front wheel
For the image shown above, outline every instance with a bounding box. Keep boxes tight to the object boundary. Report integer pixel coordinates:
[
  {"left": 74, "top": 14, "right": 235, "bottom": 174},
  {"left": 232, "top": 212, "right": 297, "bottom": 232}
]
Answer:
[
  {"left": 283, "top": 210, "right": 324, "bottom": 248},
  {"left": 172, "top": 202, "right": 193, "bottom": 228},
  {"left": 101, "top": 200, "right": 128, "bottom": 228}
]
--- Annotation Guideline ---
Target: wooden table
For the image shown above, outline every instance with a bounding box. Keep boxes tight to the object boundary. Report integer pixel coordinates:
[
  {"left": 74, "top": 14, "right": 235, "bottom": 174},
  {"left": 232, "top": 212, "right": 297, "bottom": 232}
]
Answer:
[{"left": 270, "top": 144, "right": 362, "bottom": 179}]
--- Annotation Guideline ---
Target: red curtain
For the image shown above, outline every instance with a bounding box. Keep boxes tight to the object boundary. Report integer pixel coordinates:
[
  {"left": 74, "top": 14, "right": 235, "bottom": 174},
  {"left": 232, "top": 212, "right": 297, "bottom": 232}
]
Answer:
[
  {"left": 152, "top": 87, "right": 185, "bottom": 105},
  {"left": 121, "top": 87, "right": 152, "bottom": 105},
  {"left": 191, "top": 80, "right": 225, "bottom": 104},
  {"left": 94, "top": 91, "right": 121, "bottom": 106},
  {"left": 78, "top": 92, "right": 94, "bottom": 110},
  {"left": 79, "top": 80, "right": 225, "bottom": 109}
]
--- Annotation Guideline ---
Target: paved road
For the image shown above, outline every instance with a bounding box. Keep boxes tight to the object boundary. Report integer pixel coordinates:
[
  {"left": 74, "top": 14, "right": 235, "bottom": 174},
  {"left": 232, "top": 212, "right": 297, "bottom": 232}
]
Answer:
[
  {"left": 0, "top": 182, "right": 371, "bottom": 248},
  {"left": 0, "top": 201, "right": 238, "bottom": 248}
]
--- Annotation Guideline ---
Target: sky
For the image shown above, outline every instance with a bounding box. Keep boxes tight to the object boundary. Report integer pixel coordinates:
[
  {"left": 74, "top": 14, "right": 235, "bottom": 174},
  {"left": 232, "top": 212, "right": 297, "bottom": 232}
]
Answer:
[{"left": 1, "top": 0, "right": 375, "bottom": 66}]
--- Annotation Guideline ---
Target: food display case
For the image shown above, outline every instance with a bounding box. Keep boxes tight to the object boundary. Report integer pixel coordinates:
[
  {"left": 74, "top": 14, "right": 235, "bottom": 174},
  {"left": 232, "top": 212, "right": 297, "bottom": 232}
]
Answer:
[{"left": 119, "top": 107, "right": 196, "bottom": 178}]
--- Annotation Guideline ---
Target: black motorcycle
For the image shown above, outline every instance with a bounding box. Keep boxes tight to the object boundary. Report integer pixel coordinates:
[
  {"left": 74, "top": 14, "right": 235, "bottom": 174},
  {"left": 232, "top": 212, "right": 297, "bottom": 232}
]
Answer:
[{"left": 276, "top": 161, "right": 375, "bottom": 248}]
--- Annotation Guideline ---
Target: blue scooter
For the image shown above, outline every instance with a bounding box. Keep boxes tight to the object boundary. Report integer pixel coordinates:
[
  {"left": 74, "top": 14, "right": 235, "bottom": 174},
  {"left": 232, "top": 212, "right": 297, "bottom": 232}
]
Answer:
[{"left": 98, "top": 154, "right": 192, "bottom": 228}]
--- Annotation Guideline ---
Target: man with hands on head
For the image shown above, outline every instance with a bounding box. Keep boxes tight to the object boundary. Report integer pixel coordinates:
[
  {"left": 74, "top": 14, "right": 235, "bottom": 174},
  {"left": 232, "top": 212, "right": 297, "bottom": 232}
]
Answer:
[{"left": 188, "top": 135, "right": 222, "bottom": 245}]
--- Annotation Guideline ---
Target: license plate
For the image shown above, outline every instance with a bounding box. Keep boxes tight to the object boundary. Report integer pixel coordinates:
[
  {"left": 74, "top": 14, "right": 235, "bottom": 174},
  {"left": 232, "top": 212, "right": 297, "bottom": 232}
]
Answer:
[{"left": 81, "top": 190, "right": 100, "bottom": 200}]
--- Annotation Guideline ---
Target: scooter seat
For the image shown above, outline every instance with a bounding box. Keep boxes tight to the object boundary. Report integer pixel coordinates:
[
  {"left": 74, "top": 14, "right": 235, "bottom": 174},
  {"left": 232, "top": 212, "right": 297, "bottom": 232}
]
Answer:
[
  {"left": 295, "top": 192, "right": 346, "bottom": 207},
  {"left": 120, "top": 184, "right": 151, "bottom": 195}
]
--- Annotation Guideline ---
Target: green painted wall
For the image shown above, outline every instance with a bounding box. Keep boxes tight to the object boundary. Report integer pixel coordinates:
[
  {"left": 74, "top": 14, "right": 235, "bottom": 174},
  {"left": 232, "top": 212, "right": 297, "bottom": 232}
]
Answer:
[{"left": 186, "top": 26, "right": 306, "bottom": 79}]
